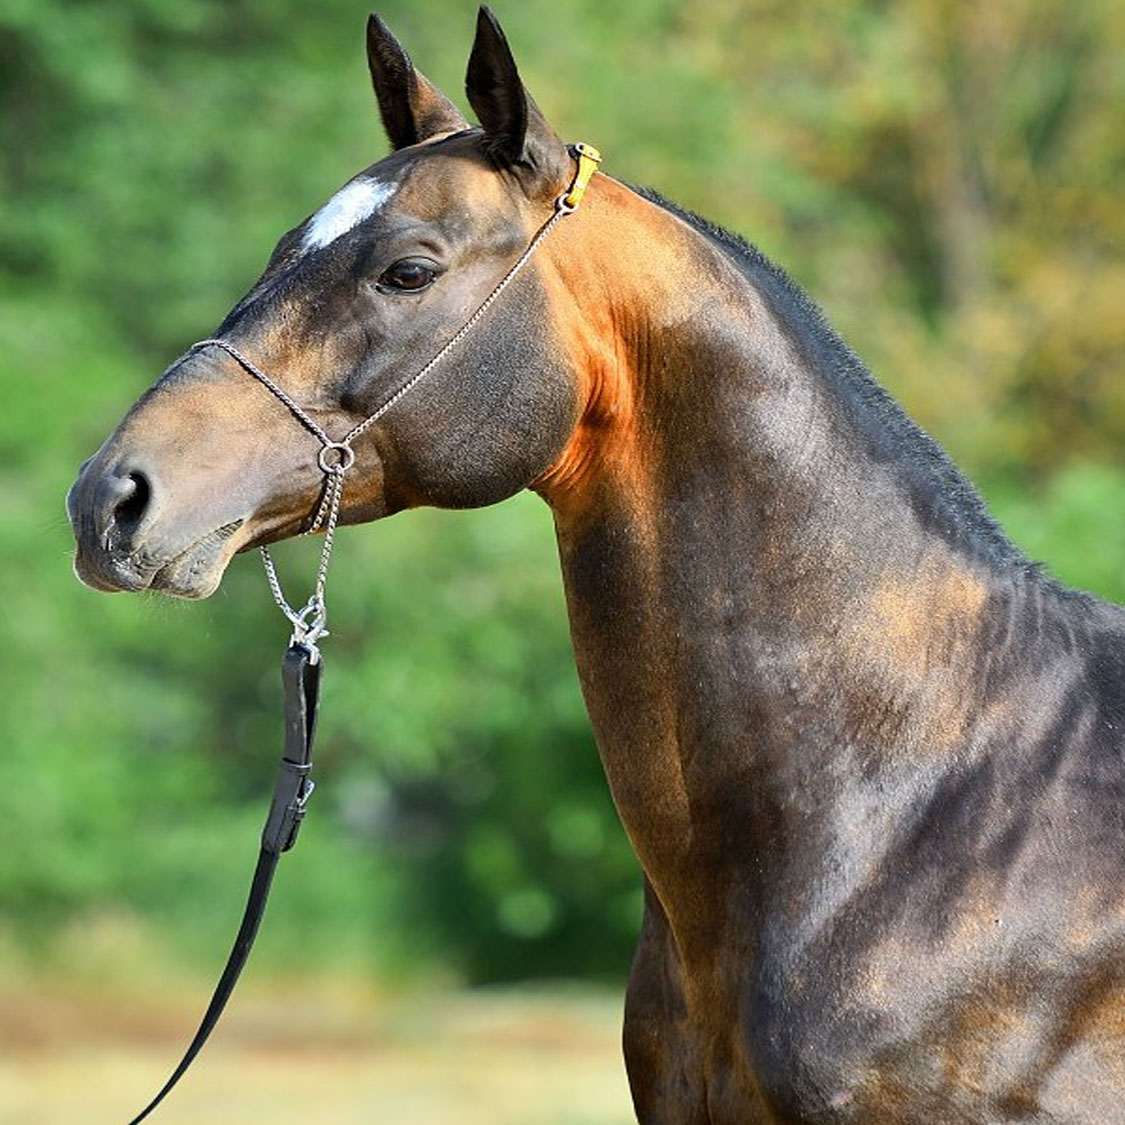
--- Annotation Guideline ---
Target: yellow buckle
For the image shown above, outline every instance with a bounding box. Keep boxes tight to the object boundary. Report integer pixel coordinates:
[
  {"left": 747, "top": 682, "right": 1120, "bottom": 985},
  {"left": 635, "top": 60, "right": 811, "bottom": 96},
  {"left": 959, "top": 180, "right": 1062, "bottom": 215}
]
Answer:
[{"left": 562, "top": 142, "right": 602, "bottom": 210}]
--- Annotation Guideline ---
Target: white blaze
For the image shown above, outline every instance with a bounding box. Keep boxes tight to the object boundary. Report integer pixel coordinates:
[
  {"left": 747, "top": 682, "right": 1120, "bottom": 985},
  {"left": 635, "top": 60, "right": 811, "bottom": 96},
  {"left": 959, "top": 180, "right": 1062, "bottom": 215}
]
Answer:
[{"left": 301, "top": 177, "right": 397, "bottom": 251}]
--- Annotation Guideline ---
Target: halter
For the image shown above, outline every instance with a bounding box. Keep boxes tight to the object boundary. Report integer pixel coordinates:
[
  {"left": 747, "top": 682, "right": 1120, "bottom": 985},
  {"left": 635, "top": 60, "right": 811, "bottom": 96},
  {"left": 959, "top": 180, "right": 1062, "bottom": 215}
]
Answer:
[
  {"left": 189, "top": 142, "right": 601, "bottom": 662},
  {"left": 123, "top": 143, "right": 601, "bottom": 1124}
]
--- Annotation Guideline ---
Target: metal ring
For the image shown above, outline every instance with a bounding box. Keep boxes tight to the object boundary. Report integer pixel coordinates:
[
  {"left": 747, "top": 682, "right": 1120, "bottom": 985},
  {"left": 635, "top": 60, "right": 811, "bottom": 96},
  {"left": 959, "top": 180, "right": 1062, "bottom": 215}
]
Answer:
[
  {"left": 318, "top": 442, "right": 355, "bottom": 474},
  {"left": 555, "top": 193, "right": 578, "bottom": 215}
]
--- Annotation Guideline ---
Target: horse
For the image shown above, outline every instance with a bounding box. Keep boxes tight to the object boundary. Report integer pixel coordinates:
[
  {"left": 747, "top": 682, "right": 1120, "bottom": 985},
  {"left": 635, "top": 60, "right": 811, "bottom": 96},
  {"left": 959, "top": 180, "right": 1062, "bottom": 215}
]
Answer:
[{"left": 66, "top": 9, "right": 1125, "bottom": 1123}]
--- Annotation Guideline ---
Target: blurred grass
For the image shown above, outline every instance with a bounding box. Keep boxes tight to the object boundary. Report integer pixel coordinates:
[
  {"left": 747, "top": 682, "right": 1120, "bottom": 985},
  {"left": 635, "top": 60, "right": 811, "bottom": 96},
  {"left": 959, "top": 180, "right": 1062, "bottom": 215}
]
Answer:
[{"left": 0, "top": 974, "right": 633, "bottom": 1124}]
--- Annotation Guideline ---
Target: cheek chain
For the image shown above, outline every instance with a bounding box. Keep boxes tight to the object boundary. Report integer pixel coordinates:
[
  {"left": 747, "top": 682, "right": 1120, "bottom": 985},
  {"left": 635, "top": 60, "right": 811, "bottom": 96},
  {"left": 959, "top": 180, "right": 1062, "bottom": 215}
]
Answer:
[
  {"left": 185, "top": 334, "right": 353, "bottom": 656},
  {"left": 187, "top": 144, "right": 601, "bottom": 661}
]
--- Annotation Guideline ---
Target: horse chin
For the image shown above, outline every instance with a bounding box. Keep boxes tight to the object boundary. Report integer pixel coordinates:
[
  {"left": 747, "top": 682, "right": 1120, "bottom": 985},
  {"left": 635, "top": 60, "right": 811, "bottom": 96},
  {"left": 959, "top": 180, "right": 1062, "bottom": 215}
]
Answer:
[
  {"left": 72, "top": 551, "right": 222, "bottom": 600},
  {"left": 147, "top": 505, "right": 320, "bottom": 598},
  {"left": 148, "top": 555, "right": 226, "bottom": 600},
  {"left": 146, "top": 522, "right": 252, "bottom": 599},
  {"left": 72, "top": 522, "right": 243, "bottom": 600}
]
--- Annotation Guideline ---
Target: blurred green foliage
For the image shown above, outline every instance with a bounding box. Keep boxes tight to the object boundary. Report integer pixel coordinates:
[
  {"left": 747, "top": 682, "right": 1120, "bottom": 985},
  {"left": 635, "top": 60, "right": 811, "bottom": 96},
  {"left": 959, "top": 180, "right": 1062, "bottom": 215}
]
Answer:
[{"left": 1, "top": 0, "right": 1121, "bottom": 985}]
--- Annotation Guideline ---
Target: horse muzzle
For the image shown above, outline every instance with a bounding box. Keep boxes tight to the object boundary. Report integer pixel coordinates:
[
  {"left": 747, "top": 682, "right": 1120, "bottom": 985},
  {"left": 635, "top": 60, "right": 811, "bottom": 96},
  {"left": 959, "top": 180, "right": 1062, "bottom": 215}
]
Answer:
[{"left": 67, "top": 453, "right": 244, "bottom": 598}]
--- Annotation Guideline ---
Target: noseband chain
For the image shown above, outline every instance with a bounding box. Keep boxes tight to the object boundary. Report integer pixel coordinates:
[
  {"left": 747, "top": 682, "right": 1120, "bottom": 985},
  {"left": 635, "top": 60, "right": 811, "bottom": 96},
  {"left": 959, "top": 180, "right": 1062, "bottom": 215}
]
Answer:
[{"left": 189, "top": 143, "right": 601, "bottom": 661}]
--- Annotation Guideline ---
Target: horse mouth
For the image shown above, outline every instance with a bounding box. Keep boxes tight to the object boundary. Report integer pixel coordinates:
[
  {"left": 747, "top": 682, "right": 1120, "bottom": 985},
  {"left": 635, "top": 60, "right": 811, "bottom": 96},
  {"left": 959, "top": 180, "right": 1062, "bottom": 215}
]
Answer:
[
  {"left": 148, "top": 520, "right": 246, "bottom": 598},
  {"left": 74, "top": 520, "right": 246, "bottom": 600}
]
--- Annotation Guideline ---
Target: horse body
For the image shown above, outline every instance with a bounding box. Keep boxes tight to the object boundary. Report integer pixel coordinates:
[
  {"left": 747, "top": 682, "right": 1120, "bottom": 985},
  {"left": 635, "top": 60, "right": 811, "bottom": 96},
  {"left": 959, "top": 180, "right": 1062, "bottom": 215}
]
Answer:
[
  {"left": 539, "top": 177, "right": 1125, "bottom": 1121},
  {"left": 66, "top": 11, "right": 1124, "bottom": 1122}
]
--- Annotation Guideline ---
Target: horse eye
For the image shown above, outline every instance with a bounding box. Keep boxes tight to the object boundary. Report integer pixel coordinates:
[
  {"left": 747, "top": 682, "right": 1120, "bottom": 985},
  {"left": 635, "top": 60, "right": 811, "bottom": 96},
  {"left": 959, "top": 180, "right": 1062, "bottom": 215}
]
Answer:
[{"left": 378, "top": 259, "right": 437, "bottom": 292}]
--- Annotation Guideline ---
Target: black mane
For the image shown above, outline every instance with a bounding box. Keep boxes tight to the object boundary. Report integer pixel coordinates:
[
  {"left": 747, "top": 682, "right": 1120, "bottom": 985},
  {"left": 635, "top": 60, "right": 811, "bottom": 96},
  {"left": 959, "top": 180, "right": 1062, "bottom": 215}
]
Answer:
[{"left": 630, "top": 184, "right": 1046, "bottom": 580}]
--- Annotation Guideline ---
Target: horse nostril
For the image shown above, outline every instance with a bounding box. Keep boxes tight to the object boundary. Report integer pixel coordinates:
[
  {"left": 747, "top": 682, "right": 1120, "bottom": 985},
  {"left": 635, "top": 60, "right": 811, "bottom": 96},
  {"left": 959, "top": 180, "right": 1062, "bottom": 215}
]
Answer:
[{"left": 112, "top": 470, "right": 152, "bottom": 534}]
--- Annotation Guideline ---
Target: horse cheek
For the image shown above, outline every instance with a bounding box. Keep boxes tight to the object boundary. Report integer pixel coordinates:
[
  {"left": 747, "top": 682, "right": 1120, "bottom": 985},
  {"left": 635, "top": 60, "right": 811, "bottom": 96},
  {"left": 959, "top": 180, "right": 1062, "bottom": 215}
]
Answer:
[{"left": 384, "top": 315, "right": 582, "bottom": 510}]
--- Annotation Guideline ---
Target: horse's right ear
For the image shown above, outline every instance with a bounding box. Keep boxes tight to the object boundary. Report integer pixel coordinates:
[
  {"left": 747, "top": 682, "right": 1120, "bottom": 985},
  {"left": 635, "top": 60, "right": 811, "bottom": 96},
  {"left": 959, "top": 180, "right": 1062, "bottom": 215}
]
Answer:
[
  {"left": 465, "top": 7, "right": 571, "bottom": 194},
  {"left": 366, "top": 14, "right": 467, "bottom": 150}
]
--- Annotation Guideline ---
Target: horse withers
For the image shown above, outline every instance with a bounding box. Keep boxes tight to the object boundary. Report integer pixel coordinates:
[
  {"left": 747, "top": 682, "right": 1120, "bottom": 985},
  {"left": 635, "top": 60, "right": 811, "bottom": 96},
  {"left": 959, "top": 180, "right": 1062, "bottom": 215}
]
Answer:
[{"left": 67, "top": 10, "right": 1125, "bottom": 1123}]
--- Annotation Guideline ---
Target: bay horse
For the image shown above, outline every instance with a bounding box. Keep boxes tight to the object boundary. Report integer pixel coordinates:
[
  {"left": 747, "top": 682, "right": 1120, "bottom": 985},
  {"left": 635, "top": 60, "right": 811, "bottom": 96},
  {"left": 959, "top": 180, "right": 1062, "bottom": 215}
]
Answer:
[{"left": 67, "top": 10, "right": 1125, "bottom": 1123}]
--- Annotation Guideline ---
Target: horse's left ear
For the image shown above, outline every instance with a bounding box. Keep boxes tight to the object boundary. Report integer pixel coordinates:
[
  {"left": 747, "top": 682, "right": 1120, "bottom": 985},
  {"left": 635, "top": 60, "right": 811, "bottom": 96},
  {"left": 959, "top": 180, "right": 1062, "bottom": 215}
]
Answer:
[
  {"left": 465, "top": 7, "right": 571, "bottom": 196},
  {"left": 367, "top": 13, "right": 468, "bottom": 150}
]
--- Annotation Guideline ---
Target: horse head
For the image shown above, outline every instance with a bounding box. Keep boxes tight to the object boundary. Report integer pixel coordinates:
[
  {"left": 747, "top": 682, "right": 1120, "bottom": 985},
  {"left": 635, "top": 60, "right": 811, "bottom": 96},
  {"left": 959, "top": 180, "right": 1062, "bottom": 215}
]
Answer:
[{"left": 68, "top": 9, "right": 594, "bottom": 599}]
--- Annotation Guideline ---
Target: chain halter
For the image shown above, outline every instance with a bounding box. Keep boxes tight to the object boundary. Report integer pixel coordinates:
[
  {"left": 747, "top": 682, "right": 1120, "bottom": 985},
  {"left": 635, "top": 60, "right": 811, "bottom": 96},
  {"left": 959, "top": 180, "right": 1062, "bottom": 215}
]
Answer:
[{"left": 188, "top": 143, "right": 601, "bottom": 660}]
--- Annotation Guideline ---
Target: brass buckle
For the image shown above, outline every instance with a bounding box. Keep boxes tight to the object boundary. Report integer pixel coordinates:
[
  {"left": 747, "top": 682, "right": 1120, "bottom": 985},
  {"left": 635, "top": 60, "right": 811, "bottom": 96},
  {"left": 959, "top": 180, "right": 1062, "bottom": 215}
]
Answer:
[{"left": 561, "top": 142, "right": 602, "bottom": 211}]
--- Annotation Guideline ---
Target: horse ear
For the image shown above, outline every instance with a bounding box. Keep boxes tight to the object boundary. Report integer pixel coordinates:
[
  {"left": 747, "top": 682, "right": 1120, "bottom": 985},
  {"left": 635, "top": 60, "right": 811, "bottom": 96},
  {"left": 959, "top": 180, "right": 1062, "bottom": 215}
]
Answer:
[
  {"left": 465, "top": 7, "right": 571, "bottom": 195},
  {"left": 367, "top": 13, "right": 467, "bottom": 150}
]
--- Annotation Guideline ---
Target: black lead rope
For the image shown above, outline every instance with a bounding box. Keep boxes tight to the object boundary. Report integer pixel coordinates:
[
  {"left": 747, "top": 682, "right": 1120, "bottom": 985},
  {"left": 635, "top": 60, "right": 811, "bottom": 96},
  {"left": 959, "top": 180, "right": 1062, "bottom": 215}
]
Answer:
[{"left": 126, "top": 643, "right": 321, "bottom": 1124}]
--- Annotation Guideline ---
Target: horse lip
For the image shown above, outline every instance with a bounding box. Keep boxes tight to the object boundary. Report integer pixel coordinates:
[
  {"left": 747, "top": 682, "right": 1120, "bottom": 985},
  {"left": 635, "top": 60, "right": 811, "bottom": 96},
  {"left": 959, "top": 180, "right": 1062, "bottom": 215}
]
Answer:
[
  {"left": 73, "top": 549, "right": 157, "bottom": 594},
  {"left": 74, "top": 519, "right": 246, "bottom": 598},
  {"left": 148, "top": 560, "right": 221, "bottom": 600},
  {"left": 145, "top": 519, "right": 247, "bottom": 599}
]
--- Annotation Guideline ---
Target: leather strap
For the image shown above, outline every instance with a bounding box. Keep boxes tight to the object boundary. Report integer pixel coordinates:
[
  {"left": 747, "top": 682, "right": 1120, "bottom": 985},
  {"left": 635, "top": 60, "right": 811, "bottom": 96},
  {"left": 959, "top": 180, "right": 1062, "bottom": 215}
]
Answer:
[
  {"left": 126, "top": 644, "right": 320, "bottom": 1123},
  {"left": 263, "top": 644, "right": 320, "bottom": 855}
]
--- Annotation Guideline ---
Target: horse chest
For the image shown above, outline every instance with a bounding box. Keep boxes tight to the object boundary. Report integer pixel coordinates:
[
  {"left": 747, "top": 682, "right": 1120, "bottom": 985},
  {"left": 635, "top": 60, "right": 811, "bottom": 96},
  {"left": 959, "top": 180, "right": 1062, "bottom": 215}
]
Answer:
[{"left": 626, "top": 892, "right": 1125, "bottom": 1124}]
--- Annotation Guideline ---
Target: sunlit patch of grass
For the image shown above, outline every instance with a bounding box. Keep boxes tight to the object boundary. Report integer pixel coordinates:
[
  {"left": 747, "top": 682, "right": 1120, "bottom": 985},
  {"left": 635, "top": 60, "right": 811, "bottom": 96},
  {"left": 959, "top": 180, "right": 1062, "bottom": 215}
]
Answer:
[{"left": 0, "top": 970, "right": 635, "bottom": 1124}]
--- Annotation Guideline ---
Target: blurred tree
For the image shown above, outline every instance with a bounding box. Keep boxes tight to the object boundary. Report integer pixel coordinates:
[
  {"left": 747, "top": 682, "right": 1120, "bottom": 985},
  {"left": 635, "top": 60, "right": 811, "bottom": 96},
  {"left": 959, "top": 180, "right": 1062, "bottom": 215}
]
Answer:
[
  {"left": 666, "top": 0, "right": 1125, "bottom": 477},
  {"left": 0, "top": 0, "right": 1120, "bottom": 985}
]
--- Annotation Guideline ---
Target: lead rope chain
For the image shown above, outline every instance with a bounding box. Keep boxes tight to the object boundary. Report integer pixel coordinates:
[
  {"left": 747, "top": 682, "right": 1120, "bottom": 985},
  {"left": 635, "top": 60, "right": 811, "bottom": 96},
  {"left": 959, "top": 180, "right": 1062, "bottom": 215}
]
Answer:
[{"left": 188, "top": 144, "right": 600, "bottom": 661}]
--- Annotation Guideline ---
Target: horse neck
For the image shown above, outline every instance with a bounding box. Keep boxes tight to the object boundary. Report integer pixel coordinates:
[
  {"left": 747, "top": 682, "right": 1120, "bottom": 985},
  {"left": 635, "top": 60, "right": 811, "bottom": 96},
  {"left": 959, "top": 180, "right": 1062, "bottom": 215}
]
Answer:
[{"left": 534, "top": 181, "right": 1005, "bottom": 884}]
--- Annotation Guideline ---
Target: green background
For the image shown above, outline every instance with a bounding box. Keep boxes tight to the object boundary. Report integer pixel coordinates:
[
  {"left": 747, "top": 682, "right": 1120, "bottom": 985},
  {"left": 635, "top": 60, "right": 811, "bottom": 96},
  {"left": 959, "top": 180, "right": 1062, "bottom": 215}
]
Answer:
[{"left": 2, "top": 0, "right": 1122, "bottom": 998}]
